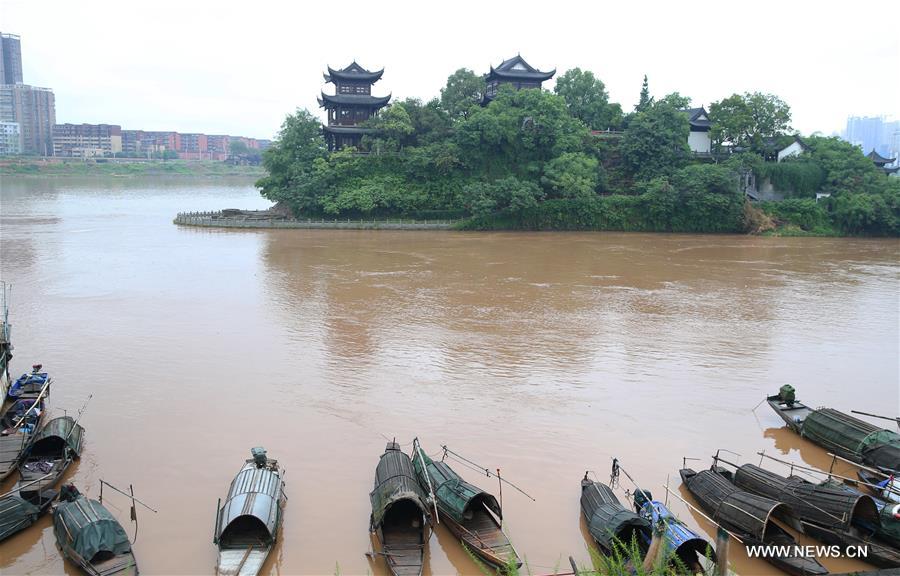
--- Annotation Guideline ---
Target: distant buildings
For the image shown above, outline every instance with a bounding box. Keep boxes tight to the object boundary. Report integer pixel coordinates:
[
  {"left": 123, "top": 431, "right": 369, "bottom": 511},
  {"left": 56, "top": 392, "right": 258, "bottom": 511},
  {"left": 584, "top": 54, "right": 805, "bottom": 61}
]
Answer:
[
  {"left": 0, "top": 84, "right": 55, "bottom": 155},
  {"left": 0, "top": 31, "right": 266, "bottom": 158},
  {"left": 0, "top": 31, "right": 56, "bottom": 156},
  {"left": 843, "top": 116, "right": 900, "bottom": 167},
  {"left": 1, "top": 33, "right": 23, "bottom": 84},
  {"left": 53, "top": 123, "right": 122, "bottom": 157}
]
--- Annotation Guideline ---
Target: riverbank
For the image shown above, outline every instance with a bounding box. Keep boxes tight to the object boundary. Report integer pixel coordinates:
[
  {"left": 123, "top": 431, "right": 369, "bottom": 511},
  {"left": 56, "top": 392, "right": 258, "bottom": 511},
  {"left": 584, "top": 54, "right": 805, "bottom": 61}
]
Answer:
[
  {"left": 174, "top": 210, "right": 458, "bottom": 230},
  {"left": 0, "top": 158, "right": 265, "bottom": 177}
]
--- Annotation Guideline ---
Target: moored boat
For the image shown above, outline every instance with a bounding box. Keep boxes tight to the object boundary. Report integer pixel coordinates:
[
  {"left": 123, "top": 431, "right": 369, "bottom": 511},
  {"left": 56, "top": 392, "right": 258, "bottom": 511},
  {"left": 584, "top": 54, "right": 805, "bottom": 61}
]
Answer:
[
  {"left": 767, "top": 386, "right": 900, "bottom": 474},
  {"left": 0, "top": 479, "right": 57, "bottom": 541},
  {"left": 0, "top": 376, "right": 49, "bottom": 480},
  {"left": 7, "top": 365, "right": 49, "bottom": 401},
  {"left": 214, "top": 447, "right": 286, "bottom": 576},
  {"left": 16, "top": 414, "right": 83, "bottom": 497},
  {"left": 631, "top": 489, "right": 716, "bottom": 571},
  {"left": 53, "top": 484, "right": 138, "bottom": 575},
  {"left": 679, "top": 467, "right": 827, "bottom": 576},
  {"left": 0, "top": 282, "right": 12, "bottom": 400},
  {"left": 858, "top": 468, "right": 900, "bottom": 505},
  {"left": 370, "top": 441, "right": 430, "bottom": 576},
  {"left": 411, "top": 445, "right": 520, "bottom": 570},
  {"left": 580, "top": 474, "right": 651, "bottom": 560},
  {"left": 717, "top": 459, "right": 900, "bottom": 567}
]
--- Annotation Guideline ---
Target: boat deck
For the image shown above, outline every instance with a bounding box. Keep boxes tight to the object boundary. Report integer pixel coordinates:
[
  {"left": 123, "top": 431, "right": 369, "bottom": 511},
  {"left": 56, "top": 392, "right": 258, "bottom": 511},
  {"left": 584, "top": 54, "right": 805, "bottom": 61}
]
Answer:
[
  {"left": 91, "top": 551, "right": 138, "bottom": 576},
  {"left": 0, "top": 432, "right": 30, "bottom": 479},
  {"left": 460, "top": 509, "right": 518, "bottom": 566}
]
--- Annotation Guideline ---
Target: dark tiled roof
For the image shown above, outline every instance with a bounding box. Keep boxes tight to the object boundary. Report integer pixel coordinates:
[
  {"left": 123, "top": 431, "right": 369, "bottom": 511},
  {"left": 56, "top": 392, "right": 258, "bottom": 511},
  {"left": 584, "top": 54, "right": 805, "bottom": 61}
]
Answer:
[
  {"left": 318, "top": 92, "right": 391, "bottom": 107},
  {"left": 681, "top": 107, "right": 711, "bottom": 130},
  {"left": 324, "top": 61, "right": 384, "bottom": 84},
  {"left": 867, "top": 149, "right": 896, "bottom": 165},
  {"left": 486, "top": 54, "right": 555, "bottom": 82}
]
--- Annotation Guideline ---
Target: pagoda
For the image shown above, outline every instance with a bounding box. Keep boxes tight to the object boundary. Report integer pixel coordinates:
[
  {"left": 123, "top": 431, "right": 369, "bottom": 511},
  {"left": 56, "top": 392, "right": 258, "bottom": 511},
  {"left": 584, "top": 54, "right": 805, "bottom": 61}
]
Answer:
[
  {"left": 318, "top": 61, "right": 391, "bottom": 151},
  {"left": 867, "top": 149, "right": 899, "bottom": 176},
  {"left": 483, "top": 55, "right": 555, "bottom": 104}
]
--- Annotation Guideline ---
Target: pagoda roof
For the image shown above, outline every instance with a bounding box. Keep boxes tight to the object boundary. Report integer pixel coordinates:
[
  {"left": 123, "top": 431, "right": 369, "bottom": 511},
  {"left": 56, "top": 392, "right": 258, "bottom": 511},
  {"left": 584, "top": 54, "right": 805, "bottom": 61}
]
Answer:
[
  {"left": 318, "top": 92, "right": 391, "bottom": 108},
  {"left": 867, "top": 149, "right": 896, "bottom": 165},
  {"left": 486, "top": 55, "right": 555, "bottom": 82},
  {"left": 324, "top": 61, "right": 384, "bottom": 84},
  {"left": 682, "top": 107, "right": 711, "bottom": 130}
]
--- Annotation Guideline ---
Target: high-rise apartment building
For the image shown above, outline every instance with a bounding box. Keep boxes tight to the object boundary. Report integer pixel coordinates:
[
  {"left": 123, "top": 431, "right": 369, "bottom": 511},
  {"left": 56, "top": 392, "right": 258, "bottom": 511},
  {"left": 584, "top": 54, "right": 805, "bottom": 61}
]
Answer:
[
  {"left": 843, "top": 116, "right": 900, "bottom": 164},
  {"left": 0, "top": 84, "right": 55, "bottom": 155},
  {"left": 0, "top": 31, "right": 56, "bottom": 156},
  {"left": 0, "top": 33, "right": 23, "bottom": 85}
]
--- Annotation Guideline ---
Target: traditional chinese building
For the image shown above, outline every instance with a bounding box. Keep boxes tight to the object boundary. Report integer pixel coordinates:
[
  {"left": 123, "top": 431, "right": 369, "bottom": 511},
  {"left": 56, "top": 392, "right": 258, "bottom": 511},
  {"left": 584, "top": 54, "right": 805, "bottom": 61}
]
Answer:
[
  {"left": 682, "top": 107, "right": 712, "bottom": 154},
  {"left": 482, "top": 55, "right": 555, "bottom": 103},
  {"left": 318, "top": 62, "right": 390, "bottom": 151},
  {"left": 867, "top": 149, "right": 899, "bottom": 175}
]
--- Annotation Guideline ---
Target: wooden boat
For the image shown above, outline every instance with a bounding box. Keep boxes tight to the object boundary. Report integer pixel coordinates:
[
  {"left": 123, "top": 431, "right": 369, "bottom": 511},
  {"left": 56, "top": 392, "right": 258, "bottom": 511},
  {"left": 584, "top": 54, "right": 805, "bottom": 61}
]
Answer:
[
  {"left": 580, "top": 475, "right": 651, "bottom": 558},
  {"left": 411, "top": 445, "right": 520, "bottom": 570},
  {"left": 720, "top": 460, "right": 900, "bottom": 567},
  {"left": 819, "top": 477, "right": 900, "bottom": 549},
  {"left": 0, "top": 481, "right": 57, "bottom": 541},
  {"left": 370, "top": 441, "right": 430, "bottom": 576},
  {"left": 0, "top": 282, "right": 11, "bottom": 400},
  {"left": 631, "top": 488, "right": 716, "bottom": 571},
  {"left": 53, "top": 484, "right": 138, "bottom": 575},
  {"left": 767, "top": 386, "right": 900, "bottom": 474},
  {"left": 680, "top": 467, "right": 827, "bottom": 576},
  {"left": 214, "top": 447, "right": 285, "bottom": 576},
  {"left": 16, "top": 414, "right": 83, "bottom": 497},
  {"left": 6, "top": 366, "right": 49, "bottom": 401},
  {"left": 858, "top": 468, "right": 900, "bottom": 504},
  {"left": 0, "top": 375, "right": 49, "bottom": 480}
]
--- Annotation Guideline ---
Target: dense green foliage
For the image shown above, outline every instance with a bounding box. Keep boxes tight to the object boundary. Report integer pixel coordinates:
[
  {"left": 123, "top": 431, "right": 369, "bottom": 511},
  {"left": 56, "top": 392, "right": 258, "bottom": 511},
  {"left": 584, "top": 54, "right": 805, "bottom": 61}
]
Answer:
[
  {"left": 256, "top": 67, "right": 899, "bottom": 236},
  {"left": 554, "top": 68, "right": 623, "bottom": 130}
]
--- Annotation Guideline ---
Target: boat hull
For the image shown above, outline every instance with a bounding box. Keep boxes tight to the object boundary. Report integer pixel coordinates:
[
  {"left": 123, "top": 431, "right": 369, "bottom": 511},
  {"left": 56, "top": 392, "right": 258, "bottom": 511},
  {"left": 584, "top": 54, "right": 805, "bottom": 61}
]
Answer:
[
  {"left": 439, "top": 505, "right": 520, "bottom": 569},
  {"left": 216, "top": 547, "right": 271, "bottom": 576}
]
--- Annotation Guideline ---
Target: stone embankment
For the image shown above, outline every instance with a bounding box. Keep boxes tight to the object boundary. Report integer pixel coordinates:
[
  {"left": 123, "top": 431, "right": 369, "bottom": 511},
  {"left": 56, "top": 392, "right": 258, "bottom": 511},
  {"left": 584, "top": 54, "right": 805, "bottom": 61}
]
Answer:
[{"left": 173, "top": 210, "right": 457, "bottom": 230}]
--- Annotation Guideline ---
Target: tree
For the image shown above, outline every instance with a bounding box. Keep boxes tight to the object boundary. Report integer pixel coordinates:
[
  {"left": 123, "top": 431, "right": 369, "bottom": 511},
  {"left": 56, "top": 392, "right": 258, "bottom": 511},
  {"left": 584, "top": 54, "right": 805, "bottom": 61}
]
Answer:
[
  {"left": 657, "top": 92, "right": 691, "bottom": 109},
  {"left": 395, "top": 98, "right": 452, "bottom": 147},
  {"left": 229, "top": 139, "right": 249, "bottom": 156},
  {"left": 635, "top": 75, "right": 653, "bottom": 112},
  {"left": 455, "top": 86, "right": 589, "bottom": 178},
  {"left": 463, "top": 176, "right": 544, "bottom": 216},
  {"left": 709, "top": 92, "right": 791, "bottom": 154},
  {"left": 541, "top": 152, "right": 599, "bottom": 199},
  {"left": 256, "top": 108, "right": 328, "bottom": 208},
  {"left": 553, "top": 68, "right": 623, "bottom": 130},
  {"left": 363, "top": 104, "right": 415, "bottom": 153},
  {"left": 620, "top": 100, "right": 691, "bottom": 180},
  {"left": 440, "top": 68, "right": 485, "bottom": 121}
]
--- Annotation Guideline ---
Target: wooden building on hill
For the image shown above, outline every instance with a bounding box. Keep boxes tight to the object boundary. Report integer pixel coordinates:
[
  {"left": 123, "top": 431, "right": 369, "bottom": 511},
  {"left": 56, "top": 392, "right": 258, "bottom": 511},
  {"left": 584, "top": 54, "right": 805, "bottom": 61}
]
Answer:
[
  {"left": 318, "top": 62, "right": 391, "bottom": 151},
  {"left": 483, "top": 55, "right": 555, "bottom": 103}
]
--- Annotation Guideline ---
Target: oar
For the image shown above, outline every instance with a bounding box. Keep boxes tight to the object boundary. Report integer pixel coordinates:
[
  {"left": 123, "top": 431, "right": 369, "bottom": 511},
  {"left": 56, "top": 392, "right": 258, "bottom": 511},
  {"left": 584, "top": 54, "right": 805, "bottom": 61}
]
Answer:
[
  {"left": 413, "top": 438, "right": 439, "bottom": 525},
  {"left": 851, "top": 410, "right": 900, "bottom": 426}
]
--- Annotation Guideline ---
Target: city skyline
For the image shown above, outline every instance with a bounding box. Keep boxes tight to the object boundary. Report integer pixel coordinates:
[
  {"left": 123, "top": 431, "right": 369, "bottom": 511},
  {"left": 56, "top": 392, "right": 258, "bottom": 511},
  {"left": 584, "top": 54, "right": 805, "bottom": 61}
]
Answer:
[{"left": 1, "top": 1, "right": 898, "bottom": 141}]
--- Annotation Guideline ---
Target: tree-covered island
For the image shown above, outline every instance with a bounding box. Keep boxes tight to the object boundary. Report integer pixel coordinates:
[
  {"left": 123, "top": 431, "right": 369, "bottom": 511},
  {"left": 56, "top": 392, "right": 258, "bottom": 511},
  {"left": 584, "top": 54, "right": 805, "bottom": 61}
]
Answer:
[{"left": 257, "top": 65, "right": 900, "bottom": 236}]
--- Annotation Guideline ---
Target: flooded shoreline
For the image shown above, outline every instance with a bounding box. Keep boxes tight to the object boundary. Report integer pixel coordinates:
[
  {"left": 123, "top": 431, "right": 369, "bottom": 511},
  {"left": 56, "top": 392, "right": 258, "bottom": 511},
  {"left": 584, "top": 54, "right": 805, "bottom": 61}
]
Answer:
[{"left": 0, "top": 177, "right": 897, "bottom": 575}]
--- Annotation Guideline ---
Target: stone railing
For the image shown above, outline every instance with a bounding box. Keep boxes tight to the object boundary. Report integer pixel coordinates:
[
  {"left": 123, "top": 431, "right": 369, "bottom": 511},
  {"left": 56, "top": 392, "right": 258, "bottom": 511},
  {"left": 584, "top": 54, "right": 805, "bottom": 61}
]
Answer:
[{"left": 173, "top": 211, "right": 458, "bottom": 230}]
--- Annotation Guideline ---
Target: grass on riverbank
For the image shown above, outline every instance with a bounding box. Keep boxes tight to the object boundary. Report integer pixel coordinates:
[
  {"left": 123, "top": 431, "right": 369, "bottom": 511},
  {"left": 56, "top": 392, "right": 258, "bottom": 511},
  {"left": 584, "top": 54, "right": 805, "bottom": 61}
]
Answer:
[{"left": 1, "top": 159, "right": 265, "bottom": 178}]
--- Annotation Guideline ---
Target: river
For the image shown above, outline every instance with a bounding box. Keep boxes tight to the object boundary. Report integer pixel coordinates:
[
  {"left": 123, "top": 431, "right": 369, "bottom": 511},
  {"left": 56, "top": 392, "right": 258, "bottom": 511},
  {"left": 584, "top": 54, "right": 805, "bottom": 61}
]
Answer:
[{"left": 0, "top": 176, "right": 897, "bottom": 575}]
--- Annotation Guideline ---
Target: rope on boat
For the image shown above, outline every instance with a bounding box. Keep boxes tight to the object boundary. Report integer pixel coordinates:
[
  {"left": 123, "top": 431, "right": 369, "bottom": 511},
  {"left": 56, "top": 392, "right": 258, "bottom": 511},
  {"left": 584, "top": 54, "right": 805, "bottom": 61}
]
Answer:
[
  {"left": 413, "top": 438, "right": 441, "bottom": 525},
  {"left": 441, "top": 445, "right": 536, "bottom": 501}
]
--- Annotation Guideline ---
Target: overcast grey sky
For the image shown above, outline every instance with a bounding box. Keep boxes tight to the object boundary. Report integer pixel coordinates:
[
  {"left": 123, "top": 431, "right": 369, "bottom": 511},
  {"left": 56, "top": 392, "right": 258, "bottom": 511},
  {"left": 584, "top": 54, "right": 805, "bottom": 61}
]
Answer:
[{"left": 3, "top": 0, "right": 898, "bottom": 139}]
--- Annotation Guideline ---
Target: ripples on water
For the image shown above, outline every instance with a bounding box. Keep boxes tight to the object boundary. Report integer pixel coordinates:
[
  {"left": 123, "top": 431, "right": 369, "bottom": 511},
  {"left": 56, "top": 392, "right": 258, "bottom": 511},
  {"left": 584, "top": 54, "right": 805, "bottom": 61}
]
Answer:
[{"left": 0, "top": 177, "right": 898, "bottom": 575}]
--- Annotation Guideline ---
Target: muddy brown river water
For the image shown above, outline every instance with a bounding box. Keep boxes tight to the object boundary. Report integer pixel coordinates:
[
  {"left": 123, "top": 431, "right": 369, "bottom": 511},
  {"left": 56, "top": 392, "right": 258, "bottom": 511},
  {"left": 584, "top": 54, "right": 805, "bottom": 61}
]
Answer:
[{"left": 0, "top": 176, "right": 898, "bottom": 575}]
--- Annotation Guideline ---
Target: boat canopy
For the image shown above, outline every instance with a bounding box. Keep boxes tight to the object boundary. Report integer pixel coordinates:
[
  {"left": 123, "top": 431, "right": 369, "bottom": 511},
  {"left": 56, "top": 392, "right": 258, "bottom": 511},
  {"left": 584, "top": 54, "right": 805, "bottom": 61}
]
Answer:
[
  {"left": 0, "top": 492, "right": 40, "bottom": 541},
  {"left": 217, "top": 462, "right": 283, "bottom": 544},
  {"left": 580, "top": 479, "right": 649, "bottom": 551},
  {"left": 29, "top": 416, "right": 84, "bottom": 457},
  {"left": 413, "top": 451, "right": 501, "bottom": 524},
  {"left": 802, "top": 409, "right": 900, "bottom": 472},
  {"left": 371, "top": 442, "right": 429, "bottom": 527},
  {"left": 637, "top": 499, "right": 716, "bottom": 562},
  {"left": 53, "top": 496, "right": 131, "bottom": 562},
  {"left": 682, "top": 468, "right": 790, "bottom": 542},
  {"left": 9, "top": 372, "right": 48, "bottom": 398},
  {"left": 734, "top": 464, "right": 878, "bottom": 532}
]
